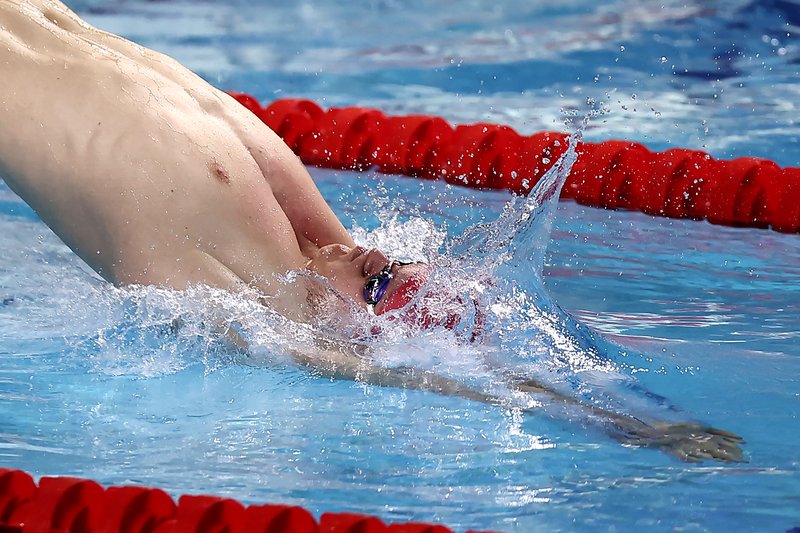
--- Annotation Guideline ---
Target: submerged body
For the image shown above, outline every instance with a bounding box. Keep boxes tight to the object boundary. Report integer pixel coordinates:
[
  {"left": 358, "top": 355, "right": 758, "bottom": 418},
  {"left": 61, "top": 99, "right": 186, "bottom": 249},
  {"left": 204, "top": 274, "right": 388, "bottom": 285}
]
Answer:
[{"left": 0, "top": 0, "right": 744, "bottom": 463}]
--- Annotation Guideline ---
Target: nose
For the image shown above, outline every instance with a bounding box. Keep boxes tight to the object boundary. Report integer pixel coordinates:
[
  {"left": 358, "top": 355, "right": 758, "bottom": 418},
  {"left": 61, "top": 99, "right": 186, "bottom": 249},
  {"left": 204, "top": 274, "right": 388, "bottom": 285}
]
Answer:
[{"left": 363, "top": 248, "right": 390, "bottom": 276}]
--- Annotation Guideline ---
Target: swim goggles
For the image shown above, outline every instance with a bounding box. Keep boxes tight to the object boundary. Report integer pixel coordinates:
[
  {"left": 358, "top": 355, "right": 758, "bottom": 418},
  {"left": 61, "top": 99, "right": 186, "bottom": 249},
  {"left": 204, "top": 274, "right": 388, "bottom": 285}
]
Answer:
[
  {"left": 363, "top": 262, "right": 398, "bottom": 305},
  {"left": 364, "top": 260, "right": 423, "bottom": 305}
]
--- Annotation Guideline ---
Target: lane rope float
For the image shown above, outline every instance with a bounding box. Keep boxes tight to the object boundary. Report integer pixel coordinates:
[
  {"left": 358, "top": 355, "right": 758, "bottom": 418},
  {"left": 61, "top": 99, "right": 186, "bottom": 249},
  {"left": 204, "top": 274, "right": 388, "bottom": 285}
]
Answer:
[
  {"left": 228, "top": 93, "right": 800, "bottom": 234},
  {"left": 0, "top": 468, "right": 497, "bottom": 533}
]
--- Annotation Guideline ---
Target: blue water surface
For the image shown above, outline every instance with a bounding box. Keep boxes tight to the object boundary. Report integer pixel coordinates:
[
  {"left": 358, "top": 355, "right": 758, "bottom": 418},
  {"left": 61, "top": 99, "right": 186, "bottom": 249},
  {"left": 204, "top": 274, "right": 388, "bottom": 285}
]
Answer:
[{"left": 2, "top": 1, "right": 800, "bottom": 532}]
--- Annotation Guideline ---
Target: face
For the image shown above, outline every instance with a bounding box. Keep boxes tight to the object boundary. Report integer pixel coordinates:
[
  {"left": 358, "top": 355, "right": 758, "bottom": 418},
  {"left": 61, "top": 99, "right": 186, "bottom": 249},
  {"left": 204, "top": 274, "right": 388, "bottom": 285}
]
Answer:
[{"left": 305, "top": 244, "right": 425, "bottom": 313}]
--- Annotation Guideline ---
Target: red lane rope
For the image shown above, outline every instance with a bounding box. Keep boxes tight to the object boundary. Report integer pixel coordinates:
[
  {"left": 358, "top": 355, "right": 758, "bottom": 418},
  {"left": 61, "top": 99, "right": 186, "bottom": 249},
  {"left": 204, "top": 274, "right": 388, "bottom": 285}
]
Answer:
[
  {"left": 228, "top": 93, "right": 800, "bottom": 234},
  {"left": 0, "top": 468, "right": 497, "bottom": 533}
]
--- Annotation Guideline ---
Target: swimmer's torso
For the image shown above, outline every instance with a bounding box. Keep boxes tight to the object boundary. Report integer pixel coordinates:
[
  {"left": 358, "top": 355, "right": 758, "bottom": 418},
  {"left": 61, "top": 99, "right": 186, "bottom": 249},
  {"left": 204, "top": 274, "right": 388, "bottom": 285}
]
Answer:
[{"left": 0, "top": 0, "right": 352, "bottom": 306}]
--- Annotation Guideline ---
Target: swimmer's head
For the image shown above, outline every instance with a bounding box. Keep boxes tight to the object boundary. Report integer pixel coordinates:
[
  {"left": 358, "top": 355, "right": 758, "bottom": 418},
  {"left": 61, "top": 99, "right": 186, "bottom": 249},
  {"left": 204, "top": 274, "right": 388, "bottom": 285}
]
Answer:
[
  {"left": 306, "top": 244, "right": 464, "bottom": 331},
  {"left": 305, "top": 244, "right": 429, "bottom": 314}
]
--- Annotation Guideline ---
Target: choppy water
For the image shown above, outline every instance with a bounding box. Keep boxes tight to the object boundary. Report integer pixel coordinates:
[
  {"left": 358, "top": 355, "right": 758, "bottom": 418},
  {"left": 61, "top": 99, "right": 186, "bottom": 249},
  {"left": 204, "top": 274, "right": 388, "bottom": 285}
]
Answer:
[{"left": 2, "top": 1, "right": 800, "bottom": 532}]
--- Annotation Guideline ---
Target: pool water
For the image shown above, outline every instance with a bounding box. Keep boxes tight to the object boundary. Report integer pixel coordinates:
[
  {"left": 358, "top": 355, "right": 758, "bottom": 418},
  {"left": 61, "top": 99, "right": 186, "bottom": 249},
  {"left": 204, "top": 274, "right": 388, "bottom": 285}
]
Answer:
[{"left": 2, "top": 1, "right": 800, "bottom": 531}]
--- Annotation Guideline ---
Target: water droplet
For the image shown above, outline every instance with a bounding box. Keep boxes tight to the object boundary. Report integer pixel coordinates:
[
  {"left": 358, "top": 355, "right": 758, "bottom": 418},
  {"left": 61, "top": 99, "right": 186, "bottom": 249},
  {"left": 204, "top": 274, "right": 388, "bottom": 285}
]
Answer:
[{"left": 660, "top": 56, "right": 668, "bottom": 63}]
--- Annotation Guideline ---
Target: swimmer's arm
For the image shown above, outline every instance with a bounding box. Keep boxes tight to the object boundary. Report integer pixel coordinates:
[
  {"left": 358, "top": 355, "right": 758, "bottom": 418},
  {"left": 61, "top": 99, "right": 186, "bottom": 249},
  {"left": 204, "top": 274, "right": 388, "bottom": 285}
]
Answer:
[
  {"left": 242, "top": 125, "right": 357, "bottom": 254},
  {"left": 313, "top": 345, "right": 744, "bottom": 463},
  {"left": 286, "top": 342, "right": 493, "bottom": 404},
  {"left": 287, "top": 340, "right": 744, "bottom": 463},
  {"left": 218, "top": 322, "right": 743, "bottom": 465},
  {"left": 513, "top": 378, "right": 745, "bottom": 463}
]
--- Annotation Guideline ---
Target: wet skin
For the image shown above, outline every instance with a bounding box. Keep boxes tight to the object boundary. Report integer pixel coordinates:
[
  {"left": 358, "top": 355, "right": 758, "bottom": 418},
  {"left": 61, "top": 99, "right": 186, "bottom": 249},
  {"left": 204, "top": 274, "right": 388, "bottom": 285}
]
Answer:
[{"left": 0, "top": 0, "right": 414, "bottom": 318}]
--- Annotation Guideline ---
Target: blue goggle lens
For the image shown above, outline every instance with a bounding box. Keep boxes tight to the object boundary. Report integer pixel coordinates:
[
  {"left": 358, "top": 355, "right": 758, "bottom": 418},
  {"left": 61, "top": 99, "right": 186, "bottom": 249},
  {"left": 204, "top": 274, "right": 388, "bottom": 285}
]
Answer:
[{"left": 363, "top": 263, "right": 394, "bottom": 305}]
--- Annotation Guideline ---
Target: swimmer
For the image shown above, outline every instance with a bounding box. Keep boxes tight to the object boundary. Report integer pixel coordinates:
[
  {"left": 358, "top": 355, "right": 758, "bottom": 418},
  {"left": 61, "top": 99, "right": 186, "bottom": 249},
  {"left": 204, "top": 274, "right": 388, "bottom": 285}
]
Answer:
[
  {"left": 0, "top": 0, "right": 427, "bottom": 323},
  {"left": 0, "top": 0, "right": 744, "bottom": 462}
]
